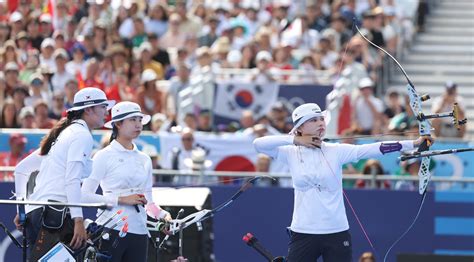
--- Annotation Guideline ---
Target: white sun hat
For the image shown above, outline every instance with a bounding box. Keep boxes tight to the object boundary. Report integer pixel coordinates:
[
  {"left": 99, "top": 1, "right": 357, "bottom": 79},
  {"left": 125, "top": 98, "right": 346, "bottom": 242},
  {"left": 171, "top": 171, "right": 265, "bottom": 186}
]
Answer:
[
  {"left": 289, "top": 103, "right": 330, "bottom": 135},
  {"left": 104, "top": 101, "right": 151, "bottom": 128},
  {"left": 67, "top": 87, "right": 115, "bottom": 112},
  {"left": 183, "top": 148, "right": 213, "bottom": 170},
  {"left": 141, "top": 69, "right": 157, "bottom": 84}
]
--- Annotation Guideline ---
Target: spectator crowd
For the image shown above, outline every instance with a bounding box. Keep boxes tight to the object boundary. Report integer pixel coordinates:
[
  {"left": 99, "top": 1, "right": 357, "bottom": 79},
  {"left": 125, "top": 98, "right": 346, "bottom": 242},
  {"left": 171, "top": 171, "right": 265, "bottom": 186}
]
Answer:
[{"left": 0, "top": 0, "right": 467, "bottom": 186}]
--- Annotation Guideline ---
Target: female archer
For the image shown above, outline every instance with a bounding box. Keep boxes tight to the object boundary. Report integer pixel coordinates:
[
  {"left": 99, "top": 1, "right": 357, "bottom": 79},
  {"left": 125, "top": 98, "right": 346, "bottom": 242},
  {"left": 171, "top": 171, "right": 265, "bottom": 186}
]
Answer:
[
  {"left": 253, "top": 103, "right": 433, "bottom": 261},
  {"left": 81, "top": 101, "right": 171, "bottom": 261}
]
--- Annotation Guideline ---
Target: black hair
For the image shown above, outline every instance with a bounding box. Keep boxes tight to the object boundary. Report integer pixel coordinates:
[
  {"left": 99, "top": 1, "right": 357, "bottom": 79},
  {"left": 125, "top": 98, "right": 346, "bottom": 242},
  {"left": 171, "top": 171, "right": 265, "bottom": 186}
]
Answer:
[
  {"left": 39, "top": 109, "right": 84, "bottom": 155},
  {"left": 108, "top": 120, "right": 123, "bottom": 143}
]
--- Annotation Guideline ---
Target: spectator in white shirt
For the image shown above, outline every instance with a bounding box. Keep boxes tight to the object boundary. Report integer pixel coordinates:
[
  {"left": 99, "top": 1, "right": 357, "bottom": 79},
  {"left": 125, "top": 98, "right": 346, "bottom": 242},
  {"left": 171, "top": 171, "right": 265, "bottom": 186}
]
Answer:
[
  {"left": 51, "top": 48, "right": 74, "bottom": 93},
  {"left": 160, "top": 13, "right": 186, "bottom": 50},
  {"left": 253, "top": 102, "right": 433, "bottom": 262},
  {"left": 28, "top": 88, "right": 115, "bottom": 260},
  {"left": 66, "top": 43, "right": 87, "bottom": 78},
  {"left": 352, "top": 78, "right": 384, "bottom": 135},
  {"left": 82, "top": 101, "right": 170, "bottom": 261},
  {"left": 39, "top": 38, "right": 56, "bottom": 72}
]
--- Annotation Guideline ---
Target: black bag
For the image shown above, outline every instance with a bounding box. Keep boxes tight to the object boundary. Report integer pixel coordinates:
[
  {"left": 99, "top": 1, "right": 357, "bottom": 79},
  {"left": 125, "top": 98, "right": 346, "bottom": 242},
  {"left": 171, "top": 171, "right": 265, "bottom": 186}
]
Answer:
[{"left": 42, "top": 200, "right": 68, "bottom": 230}]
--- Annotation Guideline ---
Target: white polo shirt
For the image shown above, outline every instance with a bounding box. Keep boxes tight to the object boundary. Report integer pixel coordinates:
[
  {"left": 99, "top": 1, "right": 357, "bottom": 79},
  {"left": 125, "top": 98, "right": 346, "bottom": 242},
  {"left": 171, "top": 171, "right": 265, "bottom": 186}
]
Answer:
[
  {"left": 30, "top": 119, "right": 94, "bottom": 218},
  {"left": 254, "top": 135, "right": 414, "bottom": 234},
  {"left": 81, "top": 140, "right": 154, "bottom": 235}
]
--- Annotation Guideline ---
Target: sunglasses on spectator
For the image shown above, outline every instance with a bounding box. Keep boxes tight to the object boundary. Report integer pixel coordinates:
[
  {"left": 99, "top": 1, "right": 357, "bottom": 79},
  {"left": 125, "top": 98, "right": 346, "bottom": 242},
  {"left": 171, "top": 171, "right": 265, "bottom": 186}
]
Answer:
[
  {"left": 181, "top": 137, "right": 193, "bottom": 141},
  {"left": 31, "top": 79, "right": 43, "bottom": 86}
]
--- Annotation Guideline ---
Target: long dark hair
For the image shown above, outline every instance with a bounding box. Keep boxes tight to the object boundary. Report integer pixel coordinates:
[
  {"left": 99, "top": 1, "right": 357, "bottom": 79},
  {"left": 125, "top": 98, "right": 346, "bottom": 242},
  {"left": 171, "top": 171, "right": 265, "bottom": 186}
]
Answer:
[
  {"left": 108, "top": 120, "right": 123, "bottom": 143},
  {"left": 39, "top": 110, "right": 84, "bottom": 155},
  {"left": 109, "top": 124, "right": 118, "bottom": 143}
]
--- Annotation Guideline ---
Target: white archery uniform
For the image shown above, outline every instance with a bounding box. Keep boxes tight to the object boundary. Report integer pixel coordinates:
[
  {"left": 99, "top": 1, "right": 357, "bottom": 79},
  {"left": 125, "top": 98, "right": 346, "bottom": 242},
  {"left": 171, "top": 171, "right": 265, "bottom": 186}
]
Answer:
[
  {"left": 29, "top": 119, "right": 94, "bottom": 218},
  {"left": 254, "top": 135, "right": 414, "bottom": 234},
  {"left": 82, "top": 140, "right": 154, "bottom": 234},
  {"left": 14, "top": 149, "right": 44, "bottom": 214}
]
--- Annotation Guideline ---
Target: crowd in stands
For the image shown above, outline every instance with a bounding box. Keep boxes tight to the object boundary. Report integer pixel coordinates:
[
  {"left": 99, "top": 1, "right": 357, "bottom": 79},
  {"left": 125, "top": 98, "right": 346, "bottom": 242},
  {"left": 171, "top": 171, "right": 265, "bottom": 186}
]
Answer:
[{"left": 0, "top": 0, "right": 467, "bottom": 186}]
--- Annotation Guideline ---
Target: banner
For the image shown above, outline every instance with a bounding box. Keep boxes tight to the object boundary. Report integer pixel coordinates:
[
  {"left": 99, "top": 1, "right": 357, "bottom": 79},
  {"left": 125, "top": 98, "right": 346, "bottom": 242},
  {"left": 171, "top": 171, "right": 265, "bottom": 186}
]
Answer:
[
  {"left": 213, "top": 82, "right": 279, "bottom": 120},
  {"left": 277, "top": 84, "right": 333, "bottom": 113},
  {"left": 159, "top": 132, "right": 257, "bottom": 172},
  {"left": 1, "top": 131, "right": 473, "bottom": 185},
  {"left": 1, "top": 183, "right": 473, "bottom": 261}
]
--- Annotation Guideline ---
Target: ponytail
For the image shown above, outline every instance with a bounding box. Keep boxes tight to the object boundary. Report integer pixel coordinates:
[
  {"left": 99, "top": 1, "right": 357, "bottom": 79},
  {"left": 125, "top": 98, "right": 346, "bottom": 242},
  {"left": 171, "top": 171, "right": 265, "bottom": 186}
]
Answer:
[
  {"left": 39, "top": 110, "right": 84, "bottom": 155},
  {"left": 109, "top": 124, "right": 118, "bottom": 143}
]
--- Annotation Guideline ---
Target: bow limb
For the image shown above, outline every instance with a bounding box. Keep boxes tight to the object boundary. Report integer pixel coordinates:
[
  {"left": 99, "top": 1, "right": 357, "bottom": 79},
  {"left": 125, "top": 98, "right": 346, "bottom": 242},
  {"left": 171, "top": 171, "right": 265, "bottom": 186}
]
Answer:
[
  {"left": 354, "top": 22, "right": 432, "bottom": 262},
  {"left": 165, "top": 176, "right": 265, "bottom": 235},
  {"left": 355, "top": 23, "right": 433, "bottom": 194},
  {"left": 354, "top": 24, "right": 414, "bottom": 86}
]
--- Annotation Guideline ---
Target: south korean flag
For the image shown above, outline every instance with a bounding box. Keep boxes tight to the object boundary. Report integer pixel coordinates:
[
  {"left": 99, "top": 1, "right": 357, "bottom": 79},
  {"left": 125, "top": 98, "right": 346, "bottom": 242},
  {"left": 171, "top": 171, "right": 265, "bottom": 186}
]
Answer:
[{"left": 213, "top": 82, "right": 279, "bottom": 120}]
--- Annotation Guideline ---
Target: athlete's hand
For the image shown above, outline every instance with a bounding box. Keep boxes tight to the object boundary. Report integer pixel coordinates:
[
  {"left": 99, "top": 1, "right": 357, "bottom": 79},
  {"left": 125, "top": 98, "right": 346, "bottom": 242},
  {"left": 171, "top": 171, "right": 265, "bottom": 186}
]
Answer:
[
  {"left": 13, "top": 214, "right": 22, "bottom": 230},
  {"left": 119, "top": 194, "right": 148, "bottom": 206},
  {"left": 293, "top": 135, "right": 322, "bottom": 149},
  {"left": 413, "top": 136, "right": 435, "bottom": 148},
  {"left": 70, "top": 218, "right": 87, "bottom": 249}
]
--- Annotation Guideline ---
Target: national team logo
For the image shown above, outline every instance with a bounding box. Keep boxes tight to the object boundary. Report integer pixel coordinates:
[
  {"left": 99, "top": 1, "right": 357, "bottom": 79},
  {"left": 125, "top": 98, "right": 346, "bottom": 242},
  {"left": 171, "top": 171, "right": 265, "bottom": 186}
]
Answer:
[{"left": 235, "top": 90, "right": 253, "bottom": 108}]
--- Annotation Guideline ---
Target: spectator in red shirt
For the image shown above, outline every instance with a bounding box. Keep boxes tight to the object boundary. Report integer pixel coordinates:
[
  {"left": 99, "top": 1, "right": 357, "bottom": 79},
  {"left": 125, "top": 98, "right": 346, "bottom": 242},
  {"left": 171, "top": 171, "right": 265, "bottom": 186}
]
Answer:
[
  {"left": 105, "top": 70, "right": 134, "bottom": 103},
  {"left": 134, "top": 69, "right": 165, "bottom": 116},
  {"left": 83, "top": 58, "right": 105, "bottom": 90},
  {"left": 0, "top": 133, "right": 28, "bottom": 181},
  {"left": 271, "top": 45, "right": 293, "bottom": 71}
]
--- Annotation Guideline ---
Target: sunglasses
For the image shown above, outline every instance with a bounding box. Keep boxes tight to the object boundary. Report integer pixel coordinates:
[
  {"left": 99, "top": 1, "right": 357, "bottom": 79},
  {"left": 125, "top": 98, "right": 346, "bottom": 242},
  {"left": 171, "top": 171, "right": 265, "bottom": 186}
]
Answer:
[
  {"left": 181, "top": 137, "right": 193, "bottom": 141},
  {"left": 31, "top": 79, "right": 44, "bottom": 86}
]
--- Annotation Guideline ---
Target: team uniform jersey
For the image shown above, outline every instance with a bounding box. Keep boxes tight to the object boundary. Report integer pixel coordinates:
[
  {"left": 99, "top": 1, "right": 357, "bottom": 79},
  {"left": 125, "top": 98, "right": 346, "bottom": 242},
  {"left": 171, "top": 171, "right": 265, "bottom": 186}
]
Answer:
[
  {"left": 81, "top": 140, "right": 154, "bottom": 235},
  {"left": 30, "top": 119, "right": 94, "bottom": 218},
  {"left": 254, "top": 135, "right": 414, "bottom": 234}
]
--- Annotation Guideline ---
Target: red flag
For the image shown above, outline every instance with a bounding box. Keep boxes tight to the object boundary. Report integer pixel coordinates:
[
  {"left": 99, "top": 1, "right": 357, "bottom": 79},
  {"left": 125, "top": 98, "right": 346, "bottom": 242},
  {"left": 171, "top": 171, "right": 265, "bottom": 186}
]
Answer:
[
  {"left": 76, "top": 72, "right": 85, "bottom": 89},
  {"left": 337, "top": 94, "right": 352, "bottom": 134}
]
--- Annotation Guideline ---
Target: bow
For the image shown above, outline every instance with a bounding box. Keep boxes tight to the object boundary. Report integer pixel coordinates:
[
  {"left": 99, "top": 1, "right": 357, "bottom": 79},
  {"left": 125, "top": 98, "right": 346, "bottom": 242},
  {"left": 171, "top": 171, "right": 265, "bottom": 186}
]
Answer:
[
  {"left": 354, "top": 23, "right": 469, "bottom": 261},
  {"left": 147, "top": 176, "right": 267, "bottom": 235}
]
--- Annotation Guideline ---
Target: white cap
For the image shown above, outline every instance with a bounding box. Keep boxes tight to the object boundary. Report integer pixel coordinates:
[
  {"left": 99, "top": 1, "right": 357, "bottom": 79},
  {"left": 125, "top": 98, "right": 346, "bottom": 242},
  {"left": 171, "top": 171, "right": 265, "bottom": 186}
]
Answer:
[
  {"left": 19, "top": 106, "right": 35, "bottom": 119},
  {"left": 141, "top": 69, "right": 157, "bottom": 84},
  {"left": 358, "top": 77, "right": 374, "bottom": 89},
  {"left": 152, "top": 113, "right": 166, "bottom": 123},
  {"left": 289, "top": 103, "right": 328, "bottom": 135},
  {"left": 67, "top": 87, "right": 115, "bottom": 112},
  {"left": 53, "top": 48, "right": 69, "bottom": 59},
  {"left": 104, "top": 101, "right": 151, "bottom": 128},
  {"left": 4, "top": 62, "right": 19, "bottom": 72},
  {"left": 256, "top": 50, "right": 272, "bottom": 62},
  {"left": 241, "top": 0, "right": 259, "bottom": 10},
  {"left": 227, "top": 50, "right": 242, "bottom": 64},
  {"left": 183, "top": 148, "right": 213, "bottom": 170},
  {"left": 9, "top": 12, "right": 22, "bottom": 23},
  {"left": 39, "top": 14, "right": 52, "bottom": 23},
  {"left": 138, "top": 42, "right": 153, "bottom": 57},
  {"left": 41, "top": 38, "right": 55, "bottom": 49}
]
